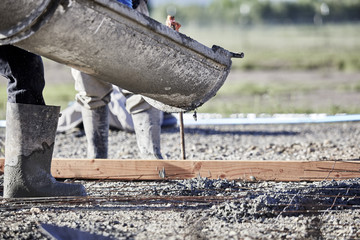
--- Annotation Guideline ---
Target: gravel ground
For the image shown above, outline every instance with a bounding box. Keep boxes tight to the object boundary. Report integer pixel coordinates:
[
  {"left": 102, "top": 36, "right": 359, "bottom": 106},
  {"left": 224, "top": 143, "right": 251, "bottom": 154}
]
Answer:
[{"left": 1, "top": 122, "right": 360, "bottom": 239}]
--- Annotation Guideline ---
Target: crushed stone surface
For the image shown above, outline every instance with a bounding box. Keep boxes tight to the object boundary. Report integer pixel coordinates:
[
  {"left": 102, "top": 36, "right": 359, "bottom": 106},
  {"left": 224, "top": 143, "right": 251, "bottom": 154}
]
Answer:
[{"left": 1, "top": 122, "right": 360, "bottom": 239}]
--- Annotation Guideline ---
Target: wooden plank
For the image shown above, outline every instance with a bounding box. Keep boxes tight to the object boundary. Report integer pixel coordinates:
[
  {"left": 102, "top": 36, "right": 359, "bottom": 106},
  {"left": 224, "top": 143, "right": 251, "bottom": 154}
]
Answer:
[
  {"left": 1, "top": 158, "right": 360, "bottom": 181},
  {"left": 0, "top": 158, "right": 3, "bottom": 174}
]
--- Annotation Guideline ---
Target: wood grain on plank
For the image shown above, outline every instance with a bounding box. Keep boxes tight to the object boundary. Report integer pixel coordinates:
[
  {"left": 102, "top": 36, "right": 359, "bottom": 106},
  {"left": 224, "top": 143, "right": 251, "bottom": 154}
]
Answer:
[{"left": 1, "top": 158, "right": 359, "bottom": 181}]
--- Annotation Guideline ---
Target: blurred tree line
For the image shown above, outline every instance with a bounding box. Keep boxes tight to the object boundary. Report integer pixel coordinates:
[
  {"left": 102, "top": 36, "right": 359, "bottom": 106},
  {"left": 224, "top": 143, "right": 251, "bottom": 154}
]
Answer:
[{"left": 151, "top": 0, "right": 360, "bottom": 26}]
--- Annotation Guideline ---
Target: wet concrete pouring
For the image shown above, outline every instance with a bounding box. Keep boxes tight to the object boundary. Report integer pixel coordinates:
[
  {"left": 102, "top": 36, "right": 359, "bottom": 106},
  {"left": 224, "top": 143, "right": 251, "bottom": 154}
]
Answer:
[{"left": 1, "top": 122, "right": 360, "bottom": 239}]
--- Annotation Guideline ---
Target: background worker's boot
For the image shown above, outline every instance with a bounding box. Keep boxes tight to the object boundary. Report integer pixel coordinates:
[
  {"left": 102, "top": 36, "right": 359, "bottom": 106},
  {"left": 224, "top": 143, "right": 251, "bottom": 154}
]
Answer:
[
  {"left": 132, "top": 107, "right": 163, "bottom": 159},
  {"left": 82, "top": 105, "right": 109, "bottom": 159},
  {"left": 3, "top": 103, "right": 86, "bottom": 198}
]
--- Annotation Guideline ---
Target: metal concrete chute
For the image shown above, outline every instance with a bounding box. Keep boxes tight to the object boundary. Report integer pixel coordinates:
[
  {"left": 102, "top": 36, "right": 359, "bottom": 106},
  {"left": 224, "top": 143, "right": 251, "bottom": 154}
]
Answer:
[{"left": 0, "top": 0, "right": 243, "bottom": 112}]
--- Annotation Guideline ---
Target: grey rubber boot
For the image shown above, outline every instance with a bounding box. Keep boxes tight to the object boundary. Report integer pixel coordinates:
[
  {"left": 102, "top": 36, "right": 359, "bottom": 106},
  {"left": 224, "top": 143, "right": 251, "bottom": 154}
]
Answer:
[
  {"left": 3, "top": 103, "right": 87, "bottom": 198},
  {"left": 132, "top": 107, "right": 163, "bottom": 159},
  {"left": 82, "top": 105, "right": 109, "bottom": 159}
]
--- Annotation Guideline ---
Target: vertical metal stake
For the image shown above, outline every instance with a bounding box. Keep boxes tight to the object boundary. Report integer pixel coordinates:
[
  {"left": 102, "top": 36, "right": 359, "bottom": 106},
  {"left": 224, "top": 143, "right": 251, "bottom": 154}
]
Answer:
[{"left": 179, "top": 112, "right": 186, "bottom": 160}]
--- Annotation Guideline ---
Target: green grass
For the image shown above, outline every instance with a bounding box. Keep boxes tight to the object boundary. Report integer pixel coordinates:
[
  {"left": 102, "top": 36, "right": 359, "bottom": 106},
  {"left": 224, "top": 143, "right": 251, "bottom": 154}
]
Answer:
[
  {"left": 43, "top": 83, "right": 77, "bottom": 108},
  {"left": 179, "top": 23, "right": 360, "bottom": 115},
  {"left": 181, "top": 23, "right": 360, "bottom": 71},
  {"left": 0, "top": 86, "right": 6, "bottom": 120},
  {"left": 0, "top": 83, "right": 76, "bottom": 120},
  {"left": 0, "top": 24, "right": 359, "bottom": 118},
  {"left": 198, "top": 95, "right": 360, "bottom": 116},
  {"left": 196, "top": 69, "right": 360, "bottom": 116},
  {"left": 216, "top": 81, "right": 317, "bottom": 96}
]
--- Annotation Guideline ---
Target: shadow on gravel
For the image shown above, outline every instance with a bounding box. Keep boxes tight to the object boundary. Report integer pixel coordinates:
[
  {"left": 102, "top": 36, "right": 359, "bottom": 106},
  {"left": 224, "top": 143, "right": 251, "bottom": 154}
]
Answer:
[{"left": 162, "top": 127, "right": 299, "bottom": 137}]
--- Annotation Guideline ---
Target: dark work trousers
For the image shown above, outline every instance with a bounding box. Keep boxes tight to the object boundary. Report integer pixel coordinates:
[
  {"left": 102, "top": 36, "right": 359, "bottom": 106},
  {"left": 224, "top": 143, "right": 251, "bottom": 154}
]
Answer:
[{"left": 0, "top": 45, "right": 45, "bottom": 105}]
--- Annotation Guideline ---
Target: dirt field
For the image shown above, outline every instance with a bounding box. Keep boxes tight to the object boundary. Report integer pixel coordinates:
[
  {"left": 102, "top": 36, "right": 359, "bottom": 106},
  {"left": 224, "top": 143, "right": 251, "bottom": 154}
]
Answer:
[
  {"left": 1, "top": 121, "right": 360, "bottom": 239},
  {"left": 202, "top": 70, "right": 360, "bottom": 115},
  {"left": 1, "top": 60, "right": 360, "bottom": 239}
]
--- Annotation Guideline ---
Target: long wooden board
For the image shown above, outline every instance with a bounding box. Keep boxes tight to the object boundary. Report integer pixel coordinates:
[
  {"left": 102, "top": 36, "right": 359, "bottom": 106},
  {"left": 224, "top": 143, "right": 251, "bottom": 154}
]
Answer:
[{"left": 1, "top": 158, "right": 360, "bottom": 181}]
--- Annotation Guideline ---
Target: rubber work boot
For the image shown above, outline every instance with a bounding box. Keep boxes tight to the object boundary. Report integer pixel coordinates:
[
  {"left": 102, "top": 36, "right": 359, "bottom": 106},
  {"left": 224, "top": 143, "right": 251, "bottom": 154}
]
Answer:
[
  {"left": 82, "top": 105, "right": 109, "bottom": 159},
  {"left": 132, "top": 107, "right": 163, "bottom": 159},
  {"left": 3, "top": 103, "right": 87, "bottom": 198}
]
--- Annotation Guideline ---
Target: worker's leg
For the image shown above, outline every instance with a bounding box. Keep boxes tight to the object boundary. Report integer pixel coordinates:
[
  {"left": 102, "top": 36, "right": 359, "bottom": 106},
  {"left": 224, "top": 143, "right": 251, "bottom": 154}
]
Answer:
[
  {"left": 122, "top": 90, "right": 163, "bottom": 159},
  {"left": 0, "top": 46, "right": 86, "bottom": 197},
  {"left": 4, "top": 103, "right": 87, "bottom": 197},
  {"left": 0, "top": 45, "right": 45, "bottom": 105},
  {"left": 116, "top": 0, "right": 163, "bottom": 159},
  {"left": 72, "top": 69, "right": 112, "bottom": 159},
  {"left": 108, "top": 86, "right": 134, "bottom": 132}
]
